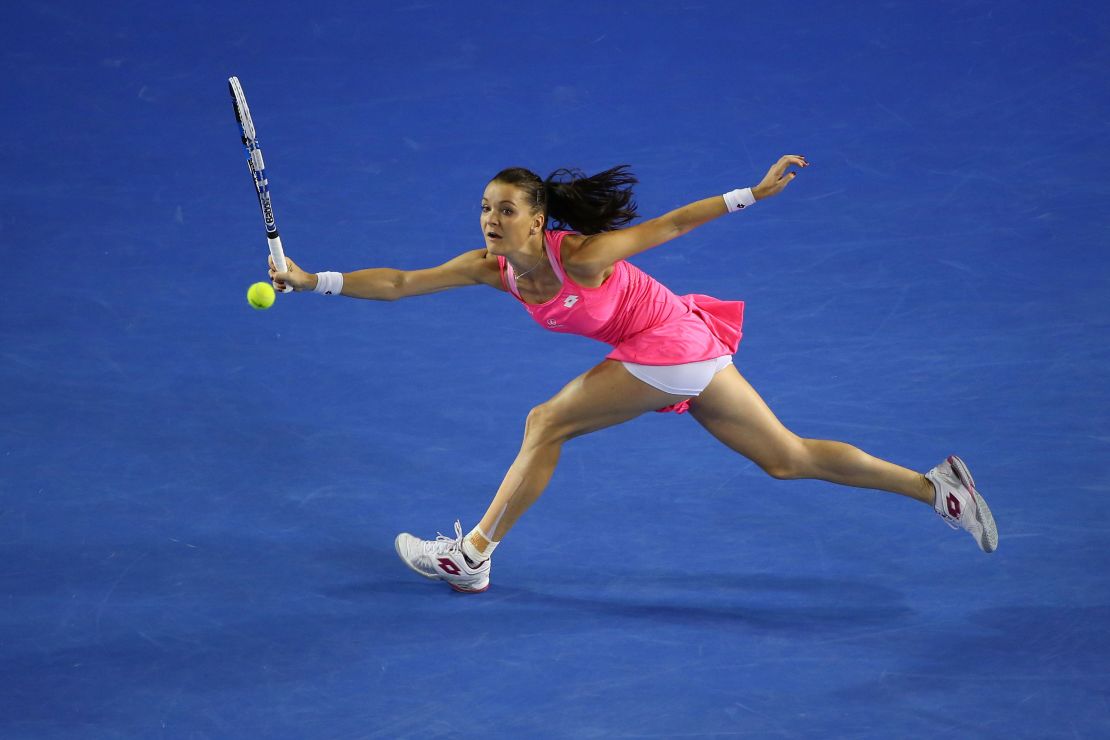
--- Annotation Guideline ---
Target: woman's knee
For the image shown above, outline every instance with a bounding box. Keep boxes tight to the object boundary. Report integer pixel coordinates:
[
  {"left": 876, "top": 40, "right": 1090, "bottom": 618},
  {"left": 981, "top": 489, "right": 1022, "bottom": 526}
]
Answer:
[
  {"left": 757, "top": 439, "right": 815, "bottom": 480},
  {"left": 761, "top": 459, "right": 803, "bottom": 480},
  {"left": 525, "top": 402, "right": 569, "bottom": 444}
]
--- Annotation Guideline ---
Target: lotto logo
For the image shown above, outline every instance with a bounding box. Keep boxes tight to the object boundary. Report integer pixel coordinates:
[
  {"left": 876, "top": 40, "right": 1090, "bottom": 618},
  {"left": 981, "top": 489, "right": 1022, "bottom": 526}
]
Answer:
[
  {"left": 564, "top": 295, "right": 579, "bottom": 308},
  {"left": 946, "top": 493, "right": 962, "bottom": 518},
  {"left": 438, "top": 558, "right": 461, "bottom": 576}
]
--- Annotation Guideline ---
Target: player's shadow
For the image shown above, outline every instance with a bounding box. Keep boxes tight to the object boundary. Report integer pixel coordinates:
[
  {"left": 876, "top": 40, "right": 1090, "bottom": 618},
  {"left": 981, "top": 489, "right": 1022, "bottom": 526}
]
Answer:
[
  {"left": 319, "top": 549, "right": 912, "bottom": 634},
  {"left": 496, "top": 571, "right": 910, "bottom": 633}
]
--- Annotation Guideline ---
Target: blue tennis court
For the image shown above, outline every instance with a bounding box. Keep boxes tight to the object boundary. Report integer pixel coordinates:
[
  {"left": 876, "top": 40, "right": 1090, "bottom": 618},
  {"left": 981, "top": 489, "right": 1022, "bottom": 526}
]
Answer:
[{"left": 3, "top": 2, "right": 1109, "bottom": 737}]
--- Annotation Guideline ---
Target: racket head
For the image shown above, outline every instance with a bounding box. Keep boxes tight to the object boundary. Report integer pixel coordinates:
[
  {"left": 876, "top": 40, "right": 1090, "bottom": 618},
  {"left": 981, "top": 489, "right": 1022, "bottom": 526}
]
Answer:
[
  {"left": 228, "top": 76, "right": 256, "bottom": 143},
  {"left": 228, "top": 77, "right": 276, "bottom": 232},
  {"left": 228, "top": 75, "right": 293, "bottom": 293}
]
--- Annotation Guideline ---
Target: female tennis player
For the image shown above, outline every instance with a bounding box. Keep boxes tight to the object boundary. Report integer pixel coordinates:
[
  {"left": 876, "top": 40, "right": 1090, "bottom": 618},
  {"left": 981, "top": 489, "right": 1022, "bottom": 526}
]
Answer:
[{"left": 269, "top": 155, "right": 998, "bottom": 593}]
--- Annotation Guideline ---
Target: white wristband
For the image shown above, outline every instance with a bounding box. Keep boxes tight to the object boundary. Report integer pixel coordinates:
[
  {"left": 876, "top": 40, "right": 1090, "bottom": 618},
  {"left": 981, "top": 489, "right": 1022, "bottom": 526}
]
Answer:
[
  {"left": 314, "top": 271, "right": 344, "bottom": 296},
  {"left": 723, "top": 188, "right": 756, "bottom": 213}
]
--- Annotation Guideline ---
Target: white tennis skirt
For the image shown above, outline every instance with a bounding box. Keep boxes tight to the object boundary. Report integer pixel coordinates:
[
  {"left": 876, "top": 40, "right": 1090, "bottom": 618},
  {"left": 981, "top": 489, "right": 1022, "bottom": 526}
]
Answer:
[{"left": 621, "top": 355, "right": 733, "bottom": 396}]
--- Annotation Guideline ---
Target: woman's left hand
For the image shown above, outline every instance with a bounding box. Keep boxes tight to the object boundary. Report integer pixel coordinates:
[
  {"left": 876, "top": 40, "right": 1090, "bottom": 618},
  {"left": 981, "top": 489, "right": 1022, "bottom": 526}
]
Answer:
[{"left": 752, "top": 155, "right": 808, "bottom": 200}]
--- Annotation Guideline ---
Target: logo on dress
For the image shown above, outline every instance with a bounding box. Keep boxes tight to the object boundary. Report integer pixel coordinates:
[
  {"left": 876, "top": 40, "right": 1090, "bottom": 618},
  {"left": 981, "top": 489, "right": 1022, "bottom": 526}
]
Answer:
[
  {"left": 546, "top": 319, "right": 558, "bottom": 326},
  {"left": 563, "top": 295, "right": 579, "bottom": 308}
]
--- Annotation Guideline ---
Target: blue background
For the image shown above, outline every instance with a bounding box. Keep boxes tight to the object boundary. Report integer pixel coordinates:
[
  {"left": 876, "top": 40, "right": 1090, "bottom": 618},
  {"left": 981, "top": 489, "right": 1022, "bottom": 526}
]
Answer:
[{"left": 2, "top": 1, "right": 1108, "bottom": 737}]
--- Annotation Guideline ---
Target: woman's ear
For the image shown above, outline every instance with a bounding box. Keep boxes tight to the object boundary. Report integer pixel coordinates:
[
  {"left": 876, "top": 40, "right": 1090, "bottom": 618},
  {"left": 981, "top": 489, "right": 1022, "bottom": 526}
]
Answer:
[{"left": 532, "top": 213, "right": 545, "bottom": 235}]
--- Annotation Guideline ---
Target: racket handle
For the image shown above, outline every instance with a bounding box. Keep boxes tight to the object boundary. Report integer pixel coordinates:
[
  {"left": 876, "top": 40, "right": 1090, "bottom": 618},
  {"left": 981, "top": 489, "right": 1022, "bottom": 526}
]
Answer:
[{"left": 268, "top": 234, "right": 294, "bottom": 293}]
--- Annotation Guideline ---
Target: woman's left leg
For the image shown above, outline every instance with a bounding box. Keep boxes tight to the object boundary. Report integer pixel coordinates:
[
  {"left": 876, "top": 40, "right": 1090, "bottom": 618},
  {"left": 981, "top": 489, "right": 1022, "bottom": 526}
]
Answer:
[{"left": 688, "top": 364, "right": 935, "bottom": 503}]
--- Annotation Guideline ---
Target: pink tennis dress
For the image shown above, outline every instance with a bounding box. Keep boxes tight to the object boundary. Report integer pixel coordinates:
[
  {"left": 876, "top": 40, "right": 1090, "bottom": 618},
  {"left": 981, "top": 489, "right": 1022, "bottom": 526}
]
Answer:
[{"left": 497, "top": 230, "right": 744, "bottom": 413}]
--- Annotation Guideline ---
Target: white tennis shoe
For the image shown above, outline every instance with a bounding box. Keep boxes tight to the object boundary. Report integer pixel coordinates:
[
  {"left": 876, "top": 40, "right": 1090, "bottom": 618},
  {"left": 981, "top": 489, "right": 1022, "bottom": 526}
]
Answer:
[
  {"left": 926, "top": 455, "right": 999, "bottom": 553},
  {"left": 394, "top": 520, "right": 491, "bottom": 593}
]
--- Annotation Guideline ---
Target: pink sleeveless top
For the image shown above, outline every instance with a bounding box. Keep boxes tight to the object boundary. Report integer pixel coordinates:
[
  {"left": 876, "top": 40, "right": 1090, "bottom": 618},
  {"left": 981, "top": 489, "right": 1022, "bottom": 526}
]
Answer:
[{"left": 497, "top": 230, "right": 744, "bottom": 367}]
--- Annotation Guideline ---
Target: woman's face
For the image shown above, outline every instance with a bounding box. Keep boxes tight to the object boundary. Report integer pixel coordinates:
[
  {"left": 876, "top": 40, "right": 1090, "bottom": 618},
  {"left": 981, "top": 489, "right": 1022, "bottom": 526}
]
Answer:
[{"left": 481, "top": 181, "right": 542, "bottom": 254}]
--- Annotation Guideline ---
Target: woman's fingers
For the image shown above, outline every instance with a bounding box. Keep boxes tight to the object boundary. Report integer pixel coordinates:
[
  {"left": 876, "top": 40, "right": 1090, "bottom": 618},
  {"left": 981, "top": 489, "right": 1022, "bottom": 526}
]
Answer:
[
  {"left": 775, "top": 156, "right": 808, "bottom": 182},
  {"left": 754, "top": 155, "right": 808, "bottom": 199},
  {"left": 268, "top": 255, "right": 302, "bottom": 290},
  {"left": 772, "top": 155, "right": 808, "bottom": 178}
]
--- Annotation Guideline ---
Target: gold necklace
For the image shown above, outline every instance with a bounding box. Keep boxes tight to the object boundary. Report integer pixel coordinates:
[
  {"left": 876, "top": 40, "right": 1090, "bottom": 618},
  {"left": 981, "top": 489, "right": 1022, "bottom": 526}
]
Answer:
[{"left": 514, "top": 247, "right": 546, "bottom": 281}]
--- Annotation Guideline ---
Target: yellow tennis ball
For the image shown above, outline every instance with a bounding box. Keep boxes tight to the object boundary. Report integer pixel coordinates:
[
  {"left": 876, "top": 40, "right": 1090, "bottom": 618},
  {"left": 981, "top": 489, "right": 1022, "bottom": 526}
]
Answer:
[{"left": 247, "top": 281, "right": 275, "bottom": 310}]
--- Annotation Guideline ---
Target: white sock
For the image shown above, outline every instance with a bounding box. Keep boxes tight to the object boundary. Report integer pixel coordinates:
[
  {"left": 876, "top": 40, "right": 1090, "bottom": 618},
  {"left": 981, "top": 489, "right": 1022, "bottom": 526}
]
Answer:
[{"left": 462, "top": 526, "right": 498, "bottom": 563}]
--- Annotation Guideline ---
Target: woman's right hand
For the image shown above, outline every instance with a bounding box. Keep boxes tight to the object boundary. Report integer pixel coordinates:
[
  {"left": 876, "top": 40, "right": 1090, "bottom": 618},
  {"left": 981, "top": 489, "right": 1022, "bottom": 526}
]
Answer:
[{"left": 269, "top": 255, "right": 315, "bottom": 292}]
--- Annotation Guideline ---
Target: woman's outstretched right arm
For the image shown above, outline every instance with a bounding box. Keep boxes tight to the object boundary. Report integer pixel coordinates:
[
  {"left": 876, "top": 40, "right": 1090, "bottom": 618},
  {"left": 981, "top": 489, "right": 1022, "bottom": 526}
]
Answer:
[{"left": 269, "top": 248, "right": 503, "bottom": 301}]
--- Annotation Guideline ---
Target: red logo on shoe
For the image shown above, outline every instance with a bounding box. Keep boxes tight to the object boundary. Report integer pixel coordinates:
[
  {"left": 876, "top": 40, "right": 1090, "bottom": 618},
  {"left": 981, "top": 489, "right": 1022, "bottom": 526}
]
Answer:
[
  {"left": 437, "top": 558, "right": 461, "bottom": 576},
  {"left": 946, "top": 493, "right": 962, "bottom": 519}
]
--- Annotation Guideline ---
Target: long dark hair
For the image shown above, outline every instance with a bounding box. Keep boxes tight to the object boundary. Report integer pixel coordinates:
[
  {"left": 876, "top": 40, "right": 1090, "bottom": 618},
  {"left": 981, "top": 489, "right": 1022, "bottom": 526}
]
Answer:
[{"left": 491, "top": 165, "right": 638, "bottom": 235}]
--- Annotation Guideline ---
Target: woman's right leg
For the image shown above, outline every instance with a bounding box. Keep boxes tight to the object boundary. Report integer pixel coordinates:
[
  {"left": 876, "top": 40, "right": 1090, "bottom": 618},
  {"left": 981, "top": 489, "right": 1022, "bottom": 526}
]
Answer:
[
  {"left": 395, "top": 359, "right": 690, "bottom": 590},
  {"left": 470, "top": 359, "right": 690, "bottom": 549}
]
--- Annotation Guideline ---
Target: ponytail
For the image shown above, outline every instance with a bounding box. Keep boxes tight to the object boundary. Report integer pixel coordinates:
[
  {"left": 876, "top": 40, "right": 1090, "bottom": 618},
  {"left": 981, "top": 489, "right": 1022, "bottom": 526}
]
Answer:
[{"left": 490, "top": 165, "right": 639, "bottom": 235}]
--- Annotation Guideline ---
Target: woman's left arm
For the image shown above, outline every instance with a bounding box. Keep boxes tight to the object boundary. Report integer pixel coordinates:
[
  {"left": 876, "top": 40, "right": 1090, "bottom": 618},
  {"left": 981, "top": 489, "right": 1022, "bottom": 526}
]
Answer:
[{"left": 563, "top": 155, "right": 808, "bottom": 276}]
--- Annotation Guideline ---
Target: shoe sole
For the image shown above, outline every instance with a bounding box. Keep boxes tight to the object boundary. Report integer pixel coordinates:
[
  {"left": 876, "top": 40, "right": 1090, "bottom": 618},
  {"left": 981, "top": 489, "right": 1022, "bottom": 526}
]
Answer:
[
  {"left": 948, "top": 455, "right": 999, "bottom": 553},
  {"left": 393, "top": 534, "right": 491, "bottom": 593},
  {"left": 448, "top": 581, "right": 490, "bottom": 594}
]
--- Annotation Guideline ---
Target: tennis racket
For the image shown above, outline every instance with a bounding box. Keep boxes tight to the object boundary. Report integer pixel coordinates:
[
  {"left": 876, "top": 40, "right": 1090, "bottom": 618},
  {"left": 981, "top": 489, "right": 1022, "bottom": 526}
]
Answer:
[{"left": 228, "top": 75, "right": 292, "bottom": 292}]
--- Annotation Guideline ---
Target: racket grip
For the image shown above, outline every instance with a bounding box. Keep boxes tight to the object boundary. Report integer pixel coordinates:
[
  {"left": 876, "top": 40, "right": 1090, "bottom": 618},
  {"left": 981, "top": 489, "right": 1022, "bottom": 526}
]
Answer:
[{"left": 268, "top": 235, "right": 294, "bottom": 293}]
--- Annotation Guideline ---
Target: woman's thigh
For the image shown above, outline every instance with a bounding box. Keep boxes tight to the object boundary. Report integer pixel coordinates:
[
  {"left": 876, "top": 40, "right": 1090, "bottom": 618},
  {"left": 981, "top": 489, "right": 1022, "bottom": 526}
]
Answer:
[
  {"left": 687, "top": 364, "right": 806, "bottom": 473},
  {"left": 535, "top": 359, "right": 692, "bottom": 441}
]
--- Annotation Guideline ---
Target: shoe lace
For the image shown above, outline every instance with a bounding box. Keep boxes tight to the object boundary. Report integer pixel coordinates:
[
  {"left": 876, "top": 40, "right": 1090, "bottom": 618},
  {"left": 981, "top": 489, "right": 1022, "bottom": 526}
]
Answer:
[{"left": 421, "top": 519, "right": 464, "bottom": 553}]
